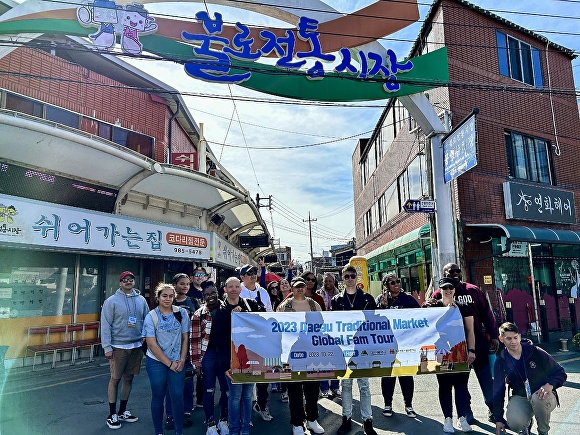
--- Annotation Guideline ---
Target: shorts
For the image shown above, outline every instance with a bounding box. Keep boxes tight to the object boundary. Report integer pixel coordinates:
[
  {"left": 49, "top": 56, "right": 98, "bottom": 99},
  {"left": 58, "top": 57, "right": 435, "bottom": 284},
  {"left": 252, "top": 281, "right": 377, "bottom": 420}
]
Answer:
[{"left": 110, "top": 347, "right": 143, "bottom": 379}]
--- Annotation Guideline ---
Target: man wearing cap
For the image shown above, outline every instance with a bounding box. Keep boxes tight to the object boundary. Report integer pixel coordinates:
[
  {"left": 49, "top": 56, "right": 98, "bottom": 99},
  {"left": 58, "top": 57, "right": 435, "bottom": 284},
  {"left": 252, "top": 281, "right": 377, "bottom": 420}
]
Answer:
[
  {"left": 239, "top": 263, "right": 274, "bottom": 422},
  {"left": 239, "top": 264, "right": 273, "bottom": 312},
  {"left": 101, "top": 271, "right": 149, "bottom": 430},
  {"left": 432, "top": 262, "right": 499, "bottom": 423}
]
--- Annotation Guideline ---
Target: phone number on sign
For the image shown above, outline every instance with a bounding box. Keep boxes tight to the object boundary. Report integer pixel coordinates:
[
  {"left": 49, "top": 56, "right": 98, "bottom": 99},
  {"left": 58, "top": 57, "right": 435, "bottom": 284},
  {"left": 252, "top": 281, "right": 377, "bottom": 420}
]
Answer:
[{"left": 173, "top": 247, "right": 203, "bottom": 255}]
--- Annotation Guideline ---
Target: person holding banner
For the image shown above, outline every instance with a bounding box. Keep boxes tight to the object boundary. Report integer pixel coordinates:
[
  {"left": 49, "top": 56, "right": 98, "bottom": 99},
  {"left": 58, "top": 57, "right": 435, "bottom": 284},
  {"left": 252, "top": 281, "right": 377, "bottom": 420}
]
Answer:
[
  {"left": 424, "top": 278, "right": 477, "bottom": 433},
  {"left": 330, "top": 264, "right": 378, "bottom": 435},
  {"left": 221, "top": 277, "right": 263, "bottom": 435},
  {"left": 376, "top": 273, "right": 420, "bottom": 418},
  {"left": 238, "top": 264, "right": 274, "bottom": 422},
  {"left": 191, "top": 281, "right": 229, "bottom": 435},
  {"left": 432, "top": 262, "right": 499, "bottom": 423},
  {"left": 318, "top": 273, "right": 341, "bottom": 399},
  {"left": 277, "top": 277, "right": 325, "bottom": 435}
]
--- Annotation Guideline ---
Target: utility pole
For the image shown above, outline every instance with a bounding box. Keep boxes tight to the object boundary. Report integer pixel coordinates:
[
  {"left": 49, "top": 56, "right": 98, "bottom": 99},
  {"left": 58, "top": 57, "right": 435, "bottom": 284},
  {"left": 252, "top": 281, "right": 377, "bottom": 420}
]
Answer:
[{"left": 303, "top": 212, "right": 317, "bottom": 273}]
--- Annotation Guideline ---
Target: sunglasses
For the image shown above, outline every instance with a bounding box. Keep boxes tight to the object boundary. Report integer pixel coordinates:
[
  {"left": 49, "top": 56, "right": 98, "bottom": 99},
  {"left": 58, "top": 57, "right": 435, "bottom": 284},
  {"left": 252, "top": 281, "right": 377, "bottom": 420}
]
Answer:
[
  {"left": 447, "top": 268, "right": 461, "bottom": 274},
  {"left": 386, "top": 279, "right": 401, "bottom": 286},
  {"left": 440, "top": 285, "right": 454, "bottom": 290},
  {"left": 343, "top": 274, "right": 357, "bottom": 279},
  {"left": 121, "top": 277, "right": 135, "bottom": 283},
  {"left": 194, "top": 273, "right": 206, "bottom": 277},
  {"left": 270, "top": 285, "right": 279, "bottom": 289},
  {"left": 304, "top": 277, "right": 316, "bottom": 282}
]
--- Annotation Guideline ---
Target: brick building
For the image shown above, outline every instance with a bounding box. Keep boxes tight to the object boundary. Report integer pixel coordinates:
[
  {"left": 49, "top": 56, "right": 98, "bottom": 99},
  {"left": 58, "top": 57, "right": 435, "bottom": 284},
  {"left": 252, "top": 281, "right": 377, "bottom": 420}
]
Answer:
[{"left": 353, "top": 0, "right": 580, "bottom": 335}]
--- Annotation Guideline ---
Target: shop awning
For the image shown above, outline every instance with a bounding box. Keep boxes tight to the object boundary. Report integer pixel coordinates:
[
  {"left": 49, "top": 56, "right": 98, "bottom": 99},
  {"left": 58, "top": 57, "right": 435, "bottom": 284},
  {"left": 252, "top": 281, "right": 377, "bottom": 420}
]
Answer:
[
  {"left": 364, "top": 224, "right": 431, "bottom": 262},
  {"left": 466, "top": 224, "right": 580, "bottom": 244}
]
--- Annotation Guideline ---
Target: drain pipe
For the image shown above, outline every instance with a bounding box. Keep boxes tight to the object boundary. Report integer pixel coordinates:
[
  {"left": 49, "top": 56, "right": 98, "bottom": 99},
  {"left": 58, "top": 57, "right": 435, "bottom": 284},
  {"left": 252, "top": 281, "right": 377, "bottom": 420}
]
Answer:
[{"left": 167, "top": 99, "right": 181, "bottom": 163}]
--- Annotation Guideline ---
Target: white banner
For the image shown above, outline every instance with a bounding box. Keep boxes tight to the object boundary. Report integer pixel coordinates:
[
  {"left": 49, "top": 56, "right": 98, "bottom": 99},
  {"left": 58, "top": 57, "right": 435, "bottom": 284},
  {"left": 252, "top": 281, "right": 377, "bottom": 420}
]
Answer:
[
  {"left": 0, "top": 194, "right": 211, "bottom": 260},
  {"left": 230, "top": 307, "right": 469, "bottom": 383}
]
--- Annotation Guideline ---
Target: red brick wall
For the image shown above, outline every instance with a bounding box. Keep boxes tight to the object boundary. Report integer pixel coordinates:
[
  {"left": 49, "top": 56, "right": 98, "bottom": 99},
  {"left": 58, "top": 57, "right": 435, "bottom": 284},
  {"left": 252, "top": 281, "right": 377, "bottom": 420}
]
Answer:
[{"left": 0, "top": 47, "right": 197, "bottom": 162}]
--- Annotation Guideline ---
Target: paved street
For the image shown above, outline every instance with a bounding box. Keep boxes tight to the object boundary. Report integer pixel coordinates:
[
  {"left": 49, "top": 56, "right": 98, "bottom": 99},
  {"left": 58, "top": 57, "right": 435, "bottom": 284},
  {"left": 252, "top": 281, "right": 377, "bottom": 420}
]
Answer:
[{"left": 1, "top": 342, "right": 579, "bottom": 435}]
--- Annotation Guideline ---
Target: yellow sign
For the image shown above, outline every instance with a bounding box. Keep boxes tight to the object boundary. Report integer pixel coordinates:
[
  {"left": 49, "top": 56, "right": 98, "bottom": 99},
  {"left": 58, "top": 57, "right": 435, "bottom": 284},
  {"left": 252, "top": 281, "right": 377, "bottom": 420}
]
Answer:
[
  {"left": 483, "top": 275, "right": 493, "bottom": 285},
  {"left": 349, "top": 256, "right": 368, "bottom": 292}
]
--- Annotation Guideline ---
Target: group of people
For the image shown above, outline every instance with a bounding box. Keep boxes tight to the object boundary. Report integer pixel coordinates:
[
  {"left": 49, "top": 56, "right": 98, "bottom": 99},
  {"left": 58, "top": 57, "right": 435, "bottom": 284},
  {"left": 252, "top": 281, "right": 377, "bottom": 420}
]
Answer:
[{"left": 100, "top": 261, "right": 567, "bottom": 435}]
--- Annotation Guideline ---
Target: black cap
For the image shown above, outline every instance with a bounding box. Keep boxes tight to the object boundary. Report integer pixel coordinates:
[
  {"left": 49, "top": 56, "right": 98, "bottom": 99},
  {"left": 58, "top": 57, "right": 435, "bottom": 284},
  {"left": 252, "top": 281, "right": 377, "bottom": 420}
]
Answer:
[
  {"left": 439, "top": 277, "right": 455, "bottom": 288},
  {"left": 240, "top": 264, "right": 258, "bottom": 276}
]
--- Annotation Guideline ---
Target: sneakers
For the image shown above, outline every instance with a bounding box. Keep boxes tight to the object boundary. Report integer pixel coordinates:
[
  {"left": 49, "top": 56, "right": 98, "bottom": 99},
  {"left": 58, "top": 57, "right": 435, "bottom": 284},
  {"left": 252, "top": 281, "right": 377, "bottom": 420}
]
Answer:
[
  {"left": 363, "top": 419, "right": 377, "bottom": 435},
  {"left": 382, "top": 405, "right": 393, "bottom": 417},
  {"left": 332, "top": 388, "right": 342, "bottom": 398},
  {"left": 183, "top": 412, "right": 193, "bottom": 428},
  {"left": 456, "top": 416, "right": 473, "bottom": 432},
  {"left": 107, "top": 414, "right": 121, "bottom": 430},
  {"left": 320, "top": 390, "right": 331, "bottom": 398},
  {"left": 405, "top": 406, "right": 417, "bottom": 418},
  {"left": 165, "top": 416, "right": 174, "bottom": 430},
  {"left": 337, "top": 416, "right": 351, "bottom": 435},
  {"left": 118, "top": 411, "right": 138, "bottom": 423},
  {"left": 217, "top": 420, "right": 229, "bottom": 435},
  {"left": 443, "top": 417, "right": 455, "bottom": 433},
  {"left": 517, "top": 430, "right": 530, "bottom": 435},
  {"left": 206, "top": 424, "right": 219, "bottom": 435},
  {"left": 306, "top": 419, "right": 325, "bottom": 434},
  {"left": 292, "top": 425, "right": 305, "bottom": 435},
  {"left": 253, "top": 403, "right": 273, "bottom": 421},
  {"left": 280, "top": 392, "right": 289, "bottom": 403}
]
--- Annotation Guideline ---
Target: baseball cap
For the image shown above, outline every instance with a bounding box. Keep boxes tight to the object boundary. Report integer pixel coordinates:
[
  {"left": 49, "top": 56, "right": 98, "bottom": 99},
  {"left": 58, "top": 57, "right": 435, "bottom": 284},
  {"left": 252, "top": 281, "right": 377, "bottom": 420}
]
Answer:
[
  {"left": 439, "top": 277, "right": 455, "bottom": 288},
  {"left": 240, "top": 264, "right": 257, "bottom": 276},
  {"left": 291, "top": 277, "right": 307, "bottom": 288},
  {"left": 119, "top": 271, "right": 135, "bottom": 281}
]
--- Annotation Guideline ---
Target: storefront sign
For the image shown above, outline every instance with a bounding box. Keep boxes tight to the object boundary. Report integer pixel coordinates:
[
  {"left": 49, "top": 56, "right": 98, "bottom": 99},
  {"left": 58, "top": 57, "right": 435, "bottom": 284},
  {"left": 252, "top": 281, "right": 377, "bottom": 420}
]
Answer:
[
  {"left": 0, "top": 194, "right": 211, "bottom": 260},
  {"left": 211, "top": 234, "right": 248, "bottom": 268},
  {"left": 230, "top": 307, "right": 469, "bottom": 383},
  {"left": 483, "top": 275, "right": 493, "bottom": 285},
  {"left": 170, "top": 152, "right": 198, "bottom": 171},
  {"left": 503, "top": 181, "right": 576, "bottom": 224},
  {"left": 500, "top": 237, "right": 528, "bottom": 257}
]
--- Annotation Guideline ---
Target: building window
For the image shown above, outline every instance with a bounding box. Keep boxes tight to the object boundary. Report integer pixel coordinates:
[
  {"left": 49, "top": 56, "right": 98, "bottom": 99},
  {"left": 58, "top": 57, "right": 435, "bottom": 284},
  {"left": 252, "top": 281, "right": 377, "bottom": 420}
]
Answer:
[
  {"left": 496, "top": 30, "right": 543, "bottom": 88},
  {"left": 505, "top": 131, "right": 552, "bottom": 184}
]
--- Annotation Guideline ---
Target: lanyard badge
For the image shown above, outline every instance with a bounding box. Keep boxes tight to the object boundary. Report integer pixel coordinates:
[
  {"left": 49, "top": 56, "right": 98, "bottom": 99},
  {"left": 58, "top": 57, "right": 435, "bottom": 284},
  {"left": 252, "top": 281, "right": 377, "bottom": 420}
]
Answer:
[{"left": 524, "top": 379, "right": 532, "bottom": 399}]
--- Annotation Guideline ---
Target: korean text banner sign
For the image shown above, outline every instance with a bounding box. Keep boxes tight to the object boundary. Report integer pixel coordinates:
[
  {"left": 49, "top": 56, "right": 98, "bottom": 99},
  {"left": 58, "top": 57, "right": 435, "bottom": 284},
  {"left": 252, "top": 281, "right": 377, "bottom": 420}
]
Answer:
[
  {"left": 230, "top": 307, "right": 468, "bottom": 383},
  {"left": 0, "top": 194, "right": 211, "bottom": 260}
]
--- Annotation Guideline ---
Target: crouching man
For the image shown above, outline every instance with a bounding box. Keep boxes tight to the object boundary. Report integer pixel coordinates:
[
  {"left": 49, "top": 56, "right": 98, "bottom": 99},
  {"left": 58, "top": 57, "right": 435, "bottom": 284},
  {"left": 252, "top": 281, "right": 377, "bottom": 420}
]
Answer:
[{"left": 493, "top": 322, "right": 566, "bottom": 435}]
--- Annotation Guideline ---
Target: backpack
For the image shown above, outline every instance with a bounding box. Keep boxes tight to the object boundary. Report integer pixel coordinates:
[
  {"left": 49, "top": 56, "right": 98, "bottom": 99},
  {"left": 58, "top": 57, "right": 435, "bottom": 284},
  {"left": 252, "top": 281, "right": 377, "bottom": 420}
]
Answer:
[{"left": 142, "top": 306, "right": 183, "bottom": 354}]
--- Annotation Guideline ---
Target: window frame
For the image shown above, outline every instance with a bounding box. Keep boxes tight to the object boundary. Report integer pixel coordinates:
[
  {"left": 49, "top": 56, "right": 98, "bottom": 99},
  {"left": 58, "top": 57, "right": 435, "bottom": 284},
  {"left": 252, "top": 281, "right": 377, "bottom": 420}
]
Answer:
[
  {"left": 496, "top": 30, "right": 543, "bottom": 88},
  {"left": 505, "top": 130, "right": 554, "bottom": 184}
]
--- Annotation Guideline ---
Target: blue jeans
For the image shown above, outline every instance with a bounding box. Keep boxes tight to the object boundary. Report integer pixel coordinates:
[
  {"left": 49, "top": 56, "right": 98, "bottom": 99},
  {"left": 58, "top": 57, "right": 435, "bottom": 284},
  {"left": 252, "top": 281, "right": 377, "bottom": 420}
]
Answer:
[
  {"left": 320, "top": 379, "right": 340, "bottom": 393},
  {"left": 227, "top": 378, "right": 254, "bottom": 435},
  {"left": 166, "top": 358, "right": 194, "bottom": 416},
  {"left": 201, "top": 348, "right": 229, "bottom": 424},
  {"left": 146, "top": 356, "right": 185, "bottom": 434},
  {"left": 341, "top": 378, "right": 372, "bottom": 420}
]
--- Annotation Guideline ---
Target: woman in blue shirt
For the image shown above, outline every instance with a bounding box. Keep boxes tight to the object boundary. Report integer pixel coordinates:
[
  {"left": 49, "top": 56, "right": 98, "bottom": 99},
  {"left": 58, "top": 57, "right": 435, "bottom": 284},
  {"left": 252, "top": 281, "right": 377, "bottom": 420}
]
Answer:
[{"left": 143, "top": 283, "right": 190, "bottom": 435}]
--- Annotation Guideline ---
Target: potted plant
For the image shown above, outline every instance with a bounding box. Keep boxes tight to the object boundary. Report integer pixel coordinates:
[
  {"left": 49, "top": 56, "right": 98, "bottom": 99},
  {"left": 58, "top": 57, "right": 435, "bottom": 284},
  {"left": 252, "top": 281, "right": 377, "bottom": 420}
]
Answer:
[{"left": 572, "top": 332, "right": 580, "bottom": 349}]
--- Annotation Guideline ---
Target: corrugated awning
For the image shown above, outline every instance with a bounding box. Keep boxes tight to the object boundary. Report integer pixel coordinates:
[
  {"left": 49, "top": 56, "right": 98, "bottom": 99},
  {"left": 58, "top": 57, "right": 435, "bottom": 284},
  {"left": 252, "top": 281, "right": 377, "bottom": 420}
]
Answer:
[{"left": 466, "top": 224, "right": 580, "bottom": 244}]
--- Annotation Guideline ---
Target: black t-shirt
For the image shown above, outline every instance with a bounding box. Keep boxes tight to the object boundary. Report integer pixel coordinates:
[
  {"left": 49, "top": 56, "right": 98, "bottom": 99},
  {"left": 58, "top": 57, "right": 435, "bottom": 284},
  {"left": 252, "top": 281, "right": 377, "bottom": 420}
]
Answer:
[{"left": 212, "top": 298, "right": 261, "bottom": 367}]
